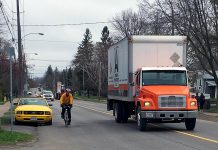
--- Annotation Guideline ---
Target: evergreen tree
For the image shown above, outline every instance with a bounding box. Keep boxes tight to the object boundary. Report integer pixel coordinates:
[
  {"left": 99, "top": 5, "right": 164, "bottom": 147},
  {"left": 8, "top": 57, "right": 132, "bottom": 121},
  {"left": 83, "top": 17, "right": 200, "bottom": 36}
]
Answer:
[
  {"left": 95, "top": 26, "right": 113, "bottom": 96},
  {"left": 43, "top": 65, "right": 54, "bottom": 90},
  {"left": 73, "top": 28, "right": 94, "bottom": 67},
  {"left": 73, "top": 28, "right": 95, "bottom": 92}
]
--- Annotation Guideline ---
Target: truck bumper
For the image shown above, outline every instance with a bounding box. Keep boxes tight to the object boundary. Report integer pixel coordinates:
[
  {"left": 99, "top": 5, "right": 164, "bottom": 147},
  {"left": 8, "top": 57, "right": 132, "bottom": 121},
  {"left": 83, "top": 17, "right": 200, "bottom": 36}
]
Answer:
[{"left": 141, "top": 110, "right": 198, "bottom": 119}]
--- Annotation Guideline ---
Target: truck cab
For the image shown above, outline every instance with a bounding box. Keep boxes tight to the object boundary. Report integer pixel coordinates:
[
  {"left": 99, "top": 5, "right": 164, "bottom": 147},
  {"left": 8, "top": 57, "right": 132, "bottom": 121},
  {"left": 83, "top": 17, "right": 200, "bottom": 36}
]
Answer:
[{"left": 135, "top": 67, "right": 197, "bottom": 130}]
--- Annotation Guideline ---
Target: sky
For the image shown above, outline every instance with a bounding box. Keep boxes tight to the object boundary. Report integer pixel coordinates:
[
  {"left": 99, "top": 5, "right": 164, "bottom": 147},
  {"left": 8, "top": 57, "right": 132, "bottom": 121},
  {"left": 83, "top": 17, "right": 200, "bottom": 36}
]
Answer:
[{"left": 3, "top": 0, "right": 139, "bottom": 78}]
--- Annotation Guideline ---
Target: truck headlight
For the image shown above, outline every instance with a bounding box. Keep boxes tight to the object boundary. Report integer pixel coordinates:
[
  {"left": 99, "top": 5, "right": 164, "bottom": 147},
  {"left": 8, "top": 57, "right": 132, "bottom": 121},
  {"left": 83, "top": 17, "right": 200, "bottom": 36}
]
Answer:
[
  {"left": 190, "top": 101, "right": 196, "bottom": 106},
  {"left": 144, "top": 102, "right": 151, "bottom": 107}
]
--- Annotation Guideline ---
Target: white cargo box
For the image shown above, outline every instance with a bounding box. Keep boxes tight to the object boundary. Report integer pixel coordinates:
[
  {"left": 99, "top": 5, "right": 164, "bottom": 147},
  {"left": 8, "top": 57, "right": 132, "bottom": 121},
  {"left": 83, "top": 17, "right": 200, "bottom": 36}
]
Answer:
[{"left": 108, "top": 36, "right": 187, "bottom": 101}]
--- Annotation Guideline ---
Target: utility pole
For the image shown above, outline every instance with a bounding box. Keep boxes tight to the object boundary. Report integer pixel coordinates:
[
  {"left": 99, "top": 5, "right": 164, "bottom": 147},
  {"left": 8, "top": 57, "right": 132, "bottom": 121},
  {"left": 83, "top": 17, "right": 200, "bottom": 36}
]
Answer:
[
  {"left": 6, "top": 47, "right": 15, "bottom": 132},
  {"left": 63, "top": 69, "right": 65, "bottom": 89},
  {"left": 83, "top": 66, "right": 85, "bottom": 92},
  {"left": 16, "top": 0, "right": 23, "bottom": 96},
  {"left": 66, "top": 67, "right": 68, "bottom": 88},
  {"left": 98, "top": 62, "right": 101, "bottom": 100}
]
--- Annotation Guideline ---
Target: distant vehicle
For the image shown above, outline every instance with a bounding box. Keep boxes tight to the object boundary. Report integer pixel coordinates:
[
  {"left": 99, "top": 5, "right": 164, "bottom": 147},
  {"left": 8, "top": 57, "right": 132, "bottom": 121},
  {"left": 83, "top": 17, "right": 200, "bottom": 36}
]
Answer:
[
  {"left": 56, "top": 81, "right": 62, "bottom": 99},
  {"left": 27, "top": 91, "right": 32, "bottom": 95},
  {"left": 14, "top": 98, "right": 52, "bottom": 125},
  {"left": 107, "top": 36, "right": 198, "bottom": 131},
  {"left": 42, "top": 90, "right": 54, "bottom": 101}
]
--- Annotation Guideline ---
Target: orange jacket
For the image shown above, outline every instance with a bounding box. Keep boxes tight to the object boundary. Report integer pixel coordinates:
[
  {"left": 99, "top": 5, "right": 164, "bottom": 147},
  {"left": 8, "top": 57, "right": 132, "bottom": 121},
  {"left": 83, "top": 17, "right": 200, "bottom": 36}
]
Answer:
[{"left": 60, "top": 93, "right": 74, "bottom": 105}]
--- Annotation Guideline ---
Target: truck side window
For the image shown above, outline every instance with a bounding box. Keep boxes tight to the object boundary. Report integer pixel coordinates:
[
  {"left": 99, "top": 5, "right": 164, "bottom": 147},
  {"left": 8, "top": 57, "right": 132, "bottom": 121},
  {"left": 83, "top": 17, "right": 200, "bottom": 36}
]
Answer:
[{"left": 137, "top": 73, "right": 140, "bottom": 86}]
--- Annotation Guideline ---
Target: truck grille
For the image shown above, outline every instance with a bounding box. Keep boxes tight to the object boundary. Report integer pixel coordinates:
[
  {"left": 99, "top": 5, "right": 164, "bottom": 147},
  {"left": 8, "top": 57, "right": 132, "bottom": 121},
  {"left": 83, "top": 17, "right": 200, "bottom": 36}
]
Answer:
[
  {"left": 23, "top": 111, "right": 44, "bottom": 115},
  {"left": 158, "top": 95, "right": 186, "bottom": 108}
]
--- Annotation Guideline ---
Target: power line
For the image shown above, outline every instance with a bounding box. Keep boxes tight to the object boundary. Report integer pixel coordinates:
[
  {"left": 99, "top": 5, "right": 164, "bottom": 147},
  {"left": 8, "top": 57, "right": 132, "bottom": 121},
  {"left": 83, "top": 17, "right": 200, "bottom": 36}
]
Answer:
[
  {"left": 24, "top": 39, "right": 79, "bottom": 43},
  {"left": 0, "top": 2, "right": 15, "bottom": 41},
  {"left": 29, "top": 59, "right": 70, "bottom": 62},
  {"left": 29, "top": 65, "right": 71, "bottom": 68},
  {"left": 2, "top": 0, "right": 13, "bottom": 12},
  {"left": 2, "top": 6, "right": 16, "bottom": 36},
  {"left": 29, "top": 72, "right": 45, "bottom": 74},
  {"left": 14, "top": 21, "right": 116, "bottom": 27}
]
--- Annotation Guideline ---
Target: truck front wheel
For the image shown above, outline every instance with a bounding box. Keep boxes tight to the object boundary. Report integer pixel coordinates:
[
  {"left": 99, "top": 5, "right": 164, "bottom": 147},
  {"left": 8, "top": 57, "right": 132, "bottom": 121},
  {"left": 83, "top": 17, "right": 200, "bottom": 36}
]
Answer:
[
  {"left": 115, "top": 103, "right": 122, "bottom": 123},
  {"left": 137, "top": 106, "right": 147, "bottom": 131},
  {"left": 185, "top": 118, "right": 196, "bottom": 130}
]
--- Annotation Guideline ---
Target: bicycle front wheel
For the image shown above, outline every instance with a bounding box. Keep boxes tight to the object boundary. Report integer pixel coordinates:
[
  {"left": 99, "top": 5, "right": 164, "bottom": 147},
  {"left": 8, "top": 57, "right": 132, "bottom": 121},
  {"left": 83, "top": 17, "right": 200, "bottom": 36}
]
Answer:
[{"left": 64, "top": 111, "right": 68, "bottom": 126}]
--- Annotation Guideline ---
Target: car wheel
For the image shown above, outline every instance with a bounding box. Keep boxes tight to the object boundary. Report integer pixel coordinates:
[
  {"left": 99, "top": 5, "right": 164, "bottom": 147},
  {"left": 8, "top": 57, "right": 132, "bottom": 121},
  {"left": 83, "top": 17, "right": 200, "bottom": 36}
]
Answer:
[
  {"left": 47, "top": 120, "right": 52, "bottom": 125},
  {"left": 185, "top": 118, "right": 196, "bottom": 130},
  {"left": 14, "top": 119, "right": 20, "bottom": 125}
]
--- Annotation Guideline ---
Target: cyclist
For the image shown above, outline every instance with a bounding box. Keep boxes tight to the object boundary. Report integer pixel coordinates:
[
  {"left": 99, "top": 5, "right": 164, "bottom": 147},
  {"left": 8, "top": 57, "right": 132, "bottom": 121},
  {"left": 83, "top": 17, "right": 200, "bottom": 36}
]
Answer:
[{"left": 60, "top": 88, "right": 74, "bottom": 125}]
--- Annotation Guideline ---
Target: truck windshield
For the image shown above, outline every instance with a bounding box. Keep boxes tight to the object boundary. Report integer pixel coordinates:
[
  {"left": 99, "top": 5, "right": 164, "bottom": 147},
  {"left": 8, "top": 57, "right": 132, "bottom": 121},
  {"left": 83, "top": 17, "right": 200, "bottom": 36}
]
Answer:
[{"left": 142, "top": 70, "right": 187, "bottom": 86}]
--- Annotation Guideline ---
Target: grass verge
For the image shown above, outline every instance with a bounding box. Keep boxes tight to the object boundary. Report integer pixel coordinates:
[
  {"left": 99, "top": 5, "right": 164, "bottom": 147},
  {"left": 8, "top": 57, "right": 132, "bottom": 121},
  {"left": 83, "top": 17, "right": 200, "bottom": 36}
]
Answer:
[
  {"left": 76, "top": 96, "right": 106, "bottom": 103},
  {"left": 0, "top": 109, "right": 14, "bottom": 125},
  {"left": 204, "top": 107, "right": 218, "bottom": 113},
  {"left": 0, "top": 129, "right": 33, "bottom": 145},
  {"left": 0, "top": 111, "right": 11, "bottom": 125},
  {"left": 0, "top": 101, "right": 5, "bottom": 105}
]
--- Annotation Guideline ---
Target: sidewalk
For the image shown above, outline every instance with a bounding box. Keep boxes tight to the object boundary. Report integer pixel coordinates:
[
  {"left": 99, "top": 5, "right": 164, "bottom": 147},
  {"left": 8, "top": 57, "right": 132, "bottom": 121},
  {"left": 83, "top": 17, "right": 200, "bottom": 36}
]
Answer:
[
  {"left": 197, "top": 111, "right": 218, "bottom": 122},
  {"left": 202, "top": 112, "right": 218, "bottom": 117},
  {"left": 0, "top": 101, "right": 10, "bottom": 118},
  {"left": 0, "top": 98, "right": 19, "bottom": 118}
]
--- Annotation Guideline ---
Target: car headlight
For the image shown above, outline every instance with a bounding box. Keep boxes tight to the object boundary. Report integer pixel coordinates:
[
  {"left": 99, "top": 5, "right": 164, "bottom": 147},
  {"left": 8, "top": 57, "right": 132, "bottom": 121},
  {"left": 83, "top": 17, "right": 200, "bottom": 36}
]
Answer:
[
  {"left": 16, "top": 111, "right": 22, "bottom": 114},
  {"left": 144, "top": 102, "right": 151, "bottom": 107},
  {"left": 45, "top": 111, "right": 51, "bottom": 115},
  {"left": 190, "top": 101, "right": 196, "bottom": 106}
]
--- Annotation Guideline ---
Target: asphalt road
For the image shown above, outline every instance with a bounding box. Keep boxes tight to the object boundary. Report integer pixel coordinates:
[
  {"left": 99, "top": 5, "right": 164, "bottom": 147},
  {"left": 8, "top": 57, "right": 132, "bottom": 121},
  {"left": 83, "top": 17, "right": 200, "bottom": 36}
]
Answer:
[{"left": 3, "top": 99, "right": 218, "bottom": 150}]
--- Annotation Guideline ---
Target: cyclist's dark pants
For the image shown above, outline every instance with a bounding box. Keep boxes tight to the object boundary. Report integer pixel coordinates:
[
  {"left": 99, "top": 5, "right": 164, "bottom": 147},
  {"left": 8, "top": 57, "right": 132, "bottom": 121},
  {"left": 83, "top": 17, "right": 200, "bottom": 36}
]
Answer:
[{"left": 61, "top": 106, "right": 71, "bottom": 122}]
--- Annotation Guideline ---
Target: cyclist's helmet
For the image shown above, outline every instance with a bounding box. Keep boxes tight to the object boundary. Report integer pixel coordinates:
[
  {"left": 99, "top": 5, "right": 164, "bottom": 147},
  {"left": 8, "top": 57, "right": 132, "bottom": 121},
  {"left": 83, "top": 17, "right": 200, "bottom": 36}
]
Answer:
[{"left": 66, "top": 88, "right": 71, "bottom": 92}]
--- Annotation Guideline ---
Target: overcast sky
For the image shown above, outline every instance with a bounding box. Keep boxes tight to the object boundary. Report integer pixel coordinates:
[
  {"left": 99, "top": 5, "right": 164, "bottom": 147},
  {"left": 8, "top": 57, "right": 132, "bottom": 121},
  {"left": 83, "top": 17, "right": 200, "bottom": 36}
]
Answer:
[{"left": 3, "top": 0, "right": 139, "bottom": 77}]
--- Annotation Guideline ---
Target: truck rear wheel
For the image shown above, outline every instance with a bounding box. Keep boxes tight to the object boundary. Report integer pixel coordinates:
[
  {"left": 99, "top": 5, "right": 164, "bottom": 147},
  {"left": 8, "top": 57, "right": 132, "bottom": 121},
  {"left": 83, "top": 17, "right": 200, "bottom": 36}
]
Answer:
[
  {"left": 185, "top": 118, "right": 196, "bottom": 130},
  {"left": 137, "top": 106, "right": 147, "bottom": 131},
  {"left": 122, "top": 104, "right": 128, "bottom": 123},
  {"left": 115, "top": 103, "right": 122, "bottom": 123}
]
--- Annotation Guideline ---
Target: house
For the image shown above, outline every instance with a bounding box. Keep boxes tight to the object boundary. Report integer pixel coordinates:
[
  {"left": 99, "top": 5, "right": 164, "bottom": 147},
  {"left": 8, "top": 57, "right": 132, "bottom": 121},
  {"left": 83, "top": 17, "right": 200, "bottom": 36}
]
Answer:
[{"left": 194, "top": 71, "right": 218, "bottom": 98}]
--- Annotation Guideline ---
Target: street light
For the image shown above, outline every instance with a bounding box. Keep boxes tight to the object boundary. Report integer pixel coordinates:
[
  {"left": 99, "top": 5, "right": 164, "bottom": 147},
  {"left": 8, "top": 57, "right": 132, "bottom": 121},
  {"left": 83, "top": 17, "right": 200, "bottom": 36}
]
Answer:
[
  {"left": 25, "top": 53, "right": 38, "bottom": 55},
  {"left": 23, "top": 52, "right": 39, "bottom": 95},
  {"left": 20, "top": 33, "right": 43, "bottom": 96},
  {"left": 22, "top": 33, "right": 44, "bottom": 40}
]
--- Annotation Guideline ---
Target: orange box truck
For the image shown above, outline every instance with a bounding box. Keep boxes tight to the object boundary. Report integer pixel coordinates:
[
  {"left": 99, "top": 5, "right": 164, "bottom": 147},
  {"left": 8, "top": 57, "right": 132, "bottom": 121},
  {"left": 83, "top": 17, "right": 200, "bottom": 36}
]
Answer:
[{"left": 107, "top": 36, "right": 198, "bottom": 131}]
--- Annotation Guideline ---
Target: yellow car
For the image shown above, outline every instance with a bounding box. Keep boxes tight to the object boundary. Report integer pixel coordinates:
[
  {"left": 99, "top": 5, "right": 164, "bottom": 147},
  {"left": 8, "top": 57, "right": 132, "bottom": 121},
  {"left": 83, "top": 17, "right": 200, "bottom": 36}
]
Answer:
[{"left": 14, "top": 98, "right": 52, "bottom": 125}]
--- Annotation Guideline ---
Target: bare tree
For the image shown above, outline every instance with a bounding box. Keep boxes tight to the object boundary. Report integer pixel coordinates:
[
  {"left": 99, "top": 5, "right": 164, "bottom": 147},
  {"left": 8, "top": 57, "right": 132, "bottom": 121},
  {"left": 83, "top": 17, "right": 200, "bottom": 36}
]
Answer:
[
  {"left": 111, "top": 9, "right": 145, "bottom": 39},
  {"left": 156, "top": 0, "right": 218, "bottom": 106}
]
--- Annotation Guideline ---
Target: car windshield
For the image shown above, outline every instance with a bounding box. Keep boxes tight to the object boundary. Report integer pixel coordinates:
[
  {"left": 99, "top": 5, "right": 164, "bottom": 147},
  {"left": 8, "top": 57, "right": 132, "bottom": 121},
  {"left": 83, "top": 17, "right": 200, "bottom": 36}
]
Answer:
[
  {"left": 43, "top": 91, "right": 52, "bottom": 94},
  {"left": 19, "top": 99, "right": 48, "bottom": 106},
  {"left": 142, "top": 70, "right": 187, "bottom": 86}
]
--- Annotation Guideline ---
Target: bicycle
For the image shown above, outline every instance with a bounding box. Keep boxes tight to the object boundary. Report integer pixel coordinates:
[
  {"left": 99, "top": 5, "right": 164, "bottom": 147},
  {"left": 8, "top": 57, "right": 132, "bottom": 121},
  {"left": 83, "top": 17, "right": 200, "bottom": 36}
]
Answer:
[{"left": 62, "top": 105, "right": 71, "bottom": 127}]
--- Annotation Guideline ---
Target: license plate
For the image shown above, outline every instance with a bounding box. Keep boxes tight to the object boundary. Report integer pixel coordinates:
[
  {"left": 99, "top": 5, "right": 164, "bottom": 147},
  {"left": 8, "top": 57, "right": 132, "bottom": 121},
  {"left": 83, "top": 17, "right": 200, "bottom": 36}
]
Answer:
[
  {"left": 146, "top": 113, "right": 154, "bottom": 118},
  {"left": 30, "top": 117, "right": 37, "bottom": 121}
]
